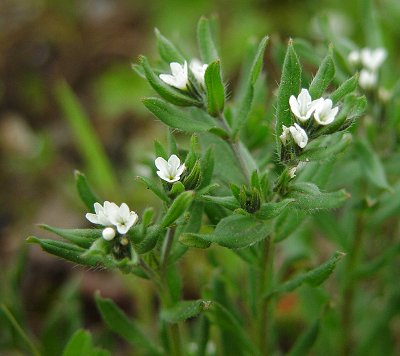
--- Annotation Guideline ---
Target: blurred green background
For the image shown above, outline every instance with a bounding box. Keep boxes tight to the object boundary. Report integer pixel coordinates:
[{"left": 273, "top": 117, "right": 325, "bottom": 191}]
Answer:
[{"left": 1, "top": 0, "right": 399, "bottom": 354}]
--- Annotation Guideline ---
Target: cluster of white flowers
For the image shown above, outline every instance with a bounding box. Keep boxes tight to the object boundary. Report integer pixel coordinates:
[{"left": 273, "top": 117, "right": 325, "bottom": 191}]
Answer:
[
  {"left": 281, "top": 88, "right": 339, "bottom": 149},
  {"left": 86, "top": 202, "right": 138, "bottom": 241},
  {"left": 155, "top": 154, "right": 186, "bottom": 183},
  {"left": 159, "top": 60, "right": 208, "bottom": 90},
  {"left": 348, "top": 48, "right": 387, "bottom": 90}
]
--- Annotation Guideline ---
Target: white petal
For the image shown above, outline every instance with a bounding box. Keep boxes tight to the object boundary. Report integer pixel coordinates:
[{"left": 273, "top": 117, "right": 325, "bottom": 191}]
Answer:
[
  {"left": 159, "top": 74, "right": 177, "bottom": 87},
  {"left": 176, "top": 164, "right": 185, "bottom": 177},
  {"left": 289, "top": 95, "right": 301, "bottom": 118},
  {"left": 86, "top": 213, "right": 100, "bottom": 224},
  {"left": 298, "top": 88, "right": 311, "bottom": 109},
  {"left": 170, "top": 62, "right": 183, "bottom": 76},
  {"left": 116, "top": 223, "right": 129, "bottom": 235},
  {"left": 119, "top": 203, "right": 130, "bottom": 219},
  {"left": 157, "top": 170, "right": 170, "bottom": 181},
  {"left": 155, "top": 157, "right": 168, "bottom": 172},
  {"left": 93, "top": 202, "right": 103, "bottom": 215},
  {"left": 168, "top": 154, "right": 181, "bottom": 170}
]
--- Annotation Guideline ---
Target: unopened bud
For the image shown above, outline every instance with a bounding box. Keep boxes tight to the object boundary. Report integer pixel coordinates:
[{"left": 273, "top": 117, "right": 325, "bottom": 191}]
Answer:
[
  {"left": 239, "top": 186, "right": 261, "bottom": 213},
  {"left": 102, "top": 227, "right": 116, "bottom": 241},
  {"left": 182, "top": 160, "right": 202, "bottom": 190}
]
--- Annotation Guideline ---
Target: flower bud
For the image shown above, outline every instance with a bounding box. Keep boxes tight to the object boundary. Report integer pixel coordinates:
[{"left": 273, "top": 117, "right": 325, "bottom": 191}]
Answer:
[
  {"left": 102, "top": 227, "right": 116, "bottom": 241},
  {"left": 182, "top": 160, "right": 202, "bottom": 190},
  {"left": 238, "top": 185, "right": 261, "bottom": 213}
]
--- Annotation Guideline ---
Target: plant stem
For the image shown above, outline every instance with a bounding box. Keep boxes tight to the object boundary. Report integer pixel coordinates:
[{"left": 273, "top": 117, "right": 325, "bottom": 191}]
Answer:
[
  {"left": 341, "top": 212, "right": 365, "bottom": 355},
  {"left": 160, "top": 227, "right": 176, "bottom": 275},
  {"left": 218, "top": 114, "right": 251, "bottom": 183},
  {"left": 257, "top": 236, "right": 274, "bottom": 354}
]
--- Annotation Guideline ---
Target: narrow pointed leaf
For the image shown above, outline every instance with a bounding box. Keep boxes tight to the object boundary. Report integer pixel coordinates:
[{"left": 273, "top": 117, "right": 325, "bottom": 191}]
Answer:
[
  {"left": 95, "top": 292, "right": 162, "bottom": 355},
  {"left": 275, "top": 40, "right": 302, "bottom": 154},
  {"left": 205, "top": 60, "right": 225, "bottom": 116},
  {"left": 232, "top": 36, "right": 268, "bottom": 135},
  {"left": 354, "top": 138, "right": 390, "bottom": 190},
  {"left": 179, "top": 233, "right": 212, "bottom": 249},
  {"left": 143, "top": 97, "right": 216, "bottom": 132},
  {"left": 288, "top": 182, "right": 350, "bottom": 210},
  {"left": 75, "top": 171, "right": 100, "bottom": 212},
  {"left": 265, "top": 251, "right": 344, "bottom": 299},
  {"left": 161, "top": 300, "right": 212, "bottom": 323},
  {"left": 39, "top": 225, "right": 101, "bottom": 248},
  {"left": 198, "top": 195, "right": 239, "bottom": 210},
  {"left": 161, "top": 191, "right": 194, "bottom": 228},
  {"left": 136, "top": 175, "right": 170, "bottom": 202},
  {"left": 155, "top": 28, "right": 185, "bottom": 64},
  {"left": 256, "top": 199, "right": 294, "bottom": 220},
  {"left": 197, "top": 17, "right": 219, "bottom": 63},
  {"left": 330, "top": 74, "right": 359, "bottom": 103},
  {"left": 308, "top": 51, "right": 335, "bottom": 99}
]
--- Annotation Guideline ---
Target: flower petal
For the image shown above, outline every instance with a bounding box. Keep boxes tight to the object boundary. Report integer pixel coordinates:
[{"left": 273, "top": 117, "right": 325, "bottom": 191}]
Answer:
[
  {"left": 155, "top": 157, "right": 168, "bottom": 172},
  {"left": 168, "top": 154, "right": 181, "bottom": 169}
]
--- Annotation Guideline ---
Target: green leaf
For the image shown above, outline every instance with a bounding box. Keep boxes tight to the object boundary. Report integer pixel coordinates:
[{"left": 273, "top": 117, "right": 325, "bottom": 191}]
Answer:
[
  {"left": 256, "top": 199, "right": 294, "bottom": 220},
  {"left": 308, "top": 50, "right": 335, "bottom": 99},
  {"left": 95, "top": 292, "right": 161, "bottom": 355},
  {"left": 39, "top": 225, "right": 101, "bottom": 249},
  {"left": 74, "top": 171, "right": 100, "bottom": 212},
  {"left": 198, "top": 195, "right": 240, "bottom": 210},
  {"left": 232, "top": 36, "right": 268, "bottom": 135},
  {"left": 200, "top": 214, "right": 271, "bottom": 249},
  {"left": 154, "top": 28, "right": 185, "bottom": 64},
  {"left": 54, "top": 80, "right": 117, "bottom": 194},
  {"left": 179, "top": 233, "right": 212, "bottom": 249},
  {"left": 354, "top": 138, "right": 390, "bottom": 190},
  {"left": 161, "top": 191, "right": 194, "bottom": 228},
  {"left": 136, "top": 175, "right": 170, "bottom": 202},
  {"left": 288, "top": 182, "right": 350, "bottom": 210},
  {"left": 199, "top": 147, "right": 214, "bottom": 188},
  {"left": 205, "top": 302, "right": 261, "bottom": 356},
  {"left": 161, "top": 300, "right": 212, "bottom": 323},
  {"left": 63, "top": 329, "right": 109, "bottom": 356},
  {"left": 154, "top": 140, "right": 168, "bottom": 160},
  {"left": 135, "top": 225, "right": 164, "bottom": 254},
  {"left": 275, "top": 40, "right": 302, "bottom": 154},
  {"left": 299, "top": 133, "right": 352, "bottom": 162},
  {"left": 287, "top": 318, "right": 320, "bottom": 356},
  {"left": 205, "top": 60, "right": 225, "bottom": 116},
  {"left": 274, "top": 208, "right": 306, "bottom": 242},
  {"left": 140, "top": 56, "right": 201, "bottom": 107},
  {"left": 143, "top": 97, "right": 216, "bottom": 132},
  {"left": 27, "top": 237, "right": 95, "bottom": 266},
  {"left": 197, "top": 17, "right": 219, "bottom": 63},
  {"left": 266, "top": 251, "right": 344, "bottom": 299},
  {"left": 330, "top": 74, "right": 359, "bottom": 103}
]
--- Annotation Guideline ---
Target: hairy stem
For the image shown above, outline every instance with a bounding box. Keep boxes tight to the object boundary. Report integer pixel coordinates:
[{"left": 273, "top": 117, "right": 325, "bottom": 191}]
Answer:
[
  {"left": 341, "top": 212, "right": 365, "bottom": 355},
  {"left": 160, "top": 227, "right": 176, "bottom": 275},
  {"left": 219, "top": 114, "right": 251, "bottom": 183},
  {"left": 258, "top": 236, "right": 274, "bottom": 354}
]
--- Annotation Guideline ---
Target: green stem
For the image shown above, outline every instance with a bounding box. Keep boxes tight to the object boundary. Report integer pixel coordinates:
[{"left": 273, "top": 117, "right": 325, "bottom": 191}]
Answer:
[
  {"left": 341, "top": 212, "right": 365, "bottom": 355},
  {"left": 218, "top": 114, "right": 251, "bottom": 183},
  {"left": 1, "top": 305, "right": 41, "bottom": 356},
  {"left": 257, "top": 236, "right": 274, "bottom": 354},
  {"left": 160, "top": 227, "right": 176, "bottom": 275}
]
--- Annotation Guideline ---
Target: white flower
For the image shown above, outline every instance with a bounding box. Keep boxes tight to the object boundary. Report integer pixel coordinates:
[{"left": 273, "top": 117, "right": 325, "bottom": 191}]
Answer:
[
  {"left": 159, "top": 61, "right": 188, "bottom": 90},
  {"left": 359, "top": 69, "right": 377, "bottom": 90},
  {"left": 288, "top": 167, "right": 297, "bottom": 178},
  {"left": 108, "top": 203, "right": 139, "bottom": 234},
  {"left": 289, "top": 89, "right": 320, "bottom": 122},
  {"left": 360, "top": 48, "right": 387, "bottom": 72},
  {"left": 348, "top": 50, "right": 360, "bottom": 65},
  {"left": 279, "top": 125, "right": 291, "bottom": 145},
  {"left": 190, "top": 59, "right": 208, "bottom": 86},
  {"left": 86, "top": 201, "right": 114, "bottom": 226},
  {"left": 289, "top": 123, "right": 308, "bottom": 148},
  {"left": 86, "top": 201, "right": 138, "bottom": 235},
  {"left": 155, "top": 154, "right": 185, "bottom": 183},
  {"left": 313, "top": 98, "right": 339, "bottom": 125},
  {"left": 102, "top": 227, "right": 116, "bottom": 241}
]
